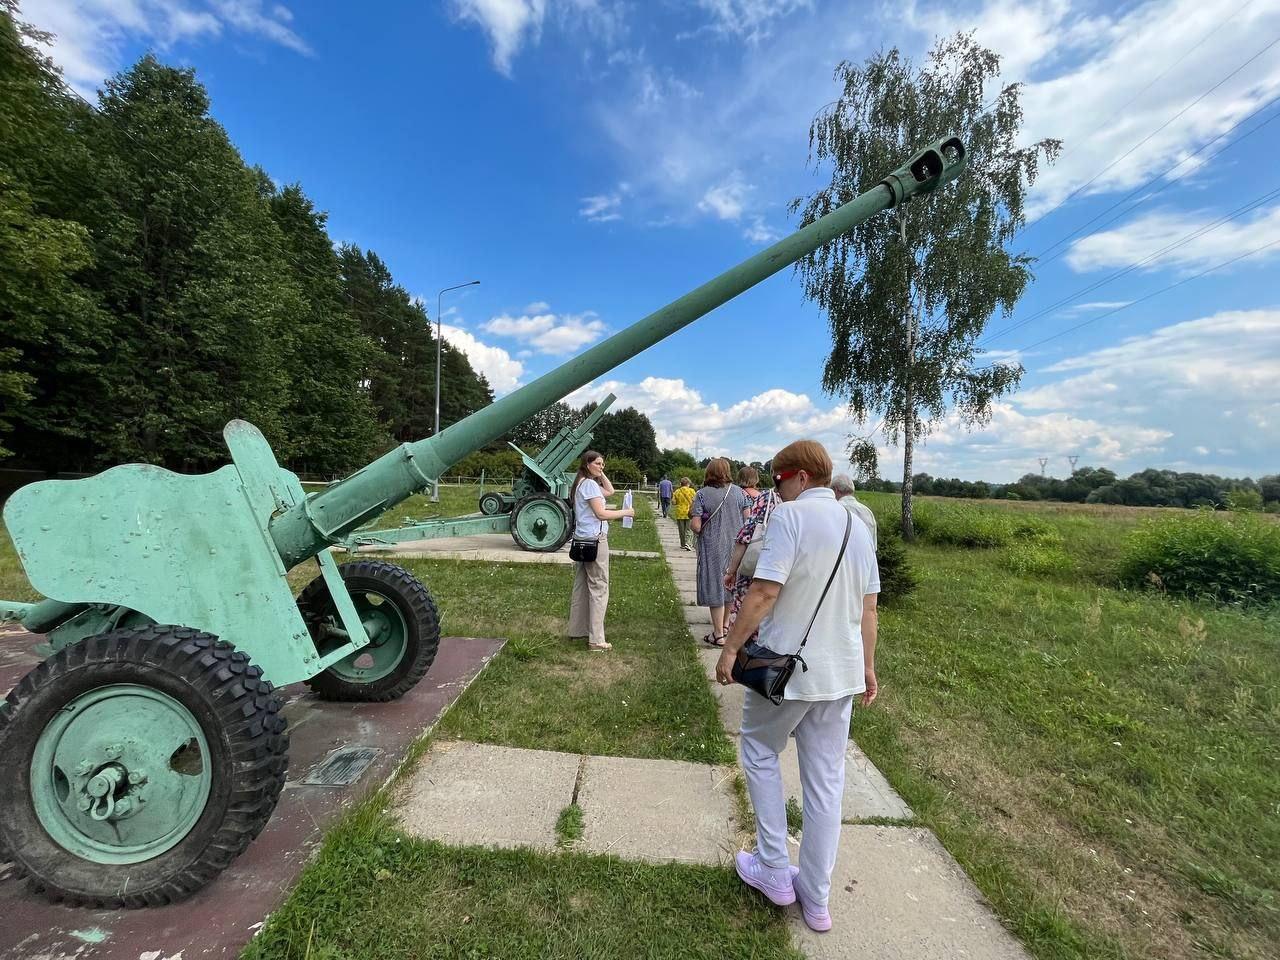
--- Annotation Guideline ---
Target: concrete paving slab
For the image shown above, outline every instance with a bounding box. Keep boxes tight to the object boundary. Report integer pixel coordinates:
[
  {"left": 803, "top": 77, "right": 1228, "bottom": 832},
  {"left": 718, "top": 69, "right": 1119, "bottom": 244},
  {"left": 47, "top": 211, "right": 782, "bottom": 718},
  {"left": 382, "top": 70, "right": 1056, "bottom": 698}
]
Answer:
[
  {"left": 355, "top": 534, "right": 575, "bottom": 564},
  {"left": 710, "top": 674, "right": 745, "bottom": 733},
  {"left": 787, "top": 826, "right": 1029, "bottom": 959},
  {"left": 682, "top": 604, "right": 713, "bottom": 628},
  {"left": 774, "top": 741, "right": 913, "bottom": 823},
  {"left": 0, "top": 636, "right": 504, "bottom": 960},
  {"left": 577, "top": 756, "right": 737, "bottom": 865},
  {"left": 396, "top": 741, "right": 579, "bottom": 850}
]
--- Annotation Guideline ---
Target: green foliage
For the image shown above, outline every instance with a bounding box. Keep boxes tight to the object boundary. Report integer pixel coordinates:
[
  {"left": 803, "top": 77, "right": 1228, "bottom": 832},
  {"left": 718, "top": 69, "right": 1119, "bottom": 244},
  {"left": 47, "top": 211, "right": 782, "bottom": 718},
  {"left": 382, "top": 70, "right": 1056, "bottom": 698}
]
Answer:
[
  {"left": 605, "top": 456, "right": 643, "bottom": 487},
  {"left": 508, "top": 401, "right": 574, "bottom": 448},
  {"left": 444, "top": 449, "right": 525, "bottom": 480},
  {"left": 0, "top": 24, "right": 493, "bottom": 475},
  {"left": 874, "top": 529, "right": 917, "bottom": 603},
  {"left": 656, "top": 446, "right": 699, "bottom": 480},
  {"left": 999, "top": 542, "right": 1074, "bottom": 578},
  {"left": 555, "top": 804, "right": 584, "bottom": 847},
  {"left": 792, "top": 34, "right": 1058, "bottom": 528},
  {"left": 586, "top": 405, "right": 660, "bottom": 477},
  {"left": 1117, "top": 510, "right": 1280, "bottom": 607},
  {"left": 902, "top": 501, "right": 1056, "bottom": 550},
  {"left": 1225, "top": 489, "right": 1264, "bottom": 512},
  {"left": 784, "top": 796, "right": 803, "bottom": 836}
]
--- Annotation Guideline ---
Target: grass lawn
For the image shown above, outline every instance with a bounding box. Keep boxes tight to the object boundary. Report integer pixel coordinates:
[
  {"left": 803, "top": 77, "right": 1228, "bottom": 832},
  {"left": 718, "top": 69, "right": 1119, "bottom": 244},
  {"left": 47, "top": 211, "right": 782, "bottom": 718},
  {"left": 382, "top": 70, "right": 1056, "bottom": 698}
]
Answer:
[
  {"left": 854, "top": 492, "right": 1279, "bottom": 960},
  {"left": 241, "top": 802, "right": 801, "bottom": 960}
]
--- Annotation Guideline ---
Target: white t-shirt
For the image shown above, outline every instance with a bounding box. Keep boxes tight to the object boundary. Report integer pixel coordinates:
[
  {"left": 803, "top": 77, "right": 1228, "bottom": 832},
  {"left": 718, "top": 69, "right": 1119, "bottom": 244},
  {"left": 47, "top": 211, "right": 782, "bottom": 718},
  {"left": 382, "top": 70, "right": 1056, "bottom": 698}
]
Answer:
[
  {"left": 839, "top": 494, "right": 879, "bottom": 550},
  {"left": 753, "top": 487, "right": 880, "bottom": 701},
  {"left": 574, "top": 478, "right": 608, "bottom": 539}
]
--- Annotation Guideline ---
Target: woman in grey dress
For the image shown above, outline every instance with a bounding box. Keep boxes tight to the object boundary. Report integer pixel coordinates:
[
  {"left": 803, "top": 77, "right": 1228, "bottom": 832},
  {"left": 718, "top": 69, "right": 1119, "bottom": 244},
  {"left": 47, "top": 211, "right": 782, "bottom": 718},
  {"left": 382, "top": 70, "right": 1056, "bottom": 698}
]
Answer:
[{"left": 691, "top": 458, "right": 749, "bottom": 646}]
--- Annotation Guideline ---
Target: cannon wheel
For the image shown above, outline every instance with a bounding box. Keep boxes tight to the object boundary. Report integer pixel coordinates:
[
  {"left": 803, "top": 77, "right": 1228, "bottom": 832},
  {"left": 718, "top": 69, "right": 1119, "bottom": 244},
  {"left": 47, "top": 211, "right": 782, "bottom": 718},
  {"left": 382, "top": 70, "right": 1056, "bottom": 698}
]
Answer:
[
  {"left": 0, "top": 625, "right": 287, "bottom": 907},
  {"left": 478, "top": 490, "right": 506, "bottom": 516},
  {"left": 297, "top": 560, "right": 439, "bottom": 702},
  {"left": 510, "top": 494, "right": 572, "bottom": 552}
]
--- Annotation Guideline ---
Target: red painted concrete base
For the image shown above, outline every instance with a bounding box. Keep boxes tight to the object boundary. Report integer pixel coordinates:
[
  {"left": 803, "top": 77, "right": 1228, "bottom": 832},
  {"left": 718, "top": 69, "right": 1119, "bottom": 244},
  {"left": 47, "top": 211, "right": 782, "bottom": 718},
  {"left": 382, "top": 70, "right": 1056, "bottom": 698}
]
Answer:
[{"left": 0, "top": 633, "right": 504, "bottom": 960}]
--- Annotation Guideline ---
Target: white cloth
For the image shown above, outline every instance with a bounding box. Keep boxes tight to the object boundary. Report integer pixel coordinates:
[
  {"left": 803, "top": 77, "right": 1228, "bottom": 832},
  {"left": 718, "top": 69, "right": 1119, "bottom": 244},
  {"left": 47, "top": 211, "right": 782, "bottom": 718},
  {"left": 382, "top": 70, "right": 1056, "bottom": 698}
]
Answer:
[
  {"left": 740, "top": 691, "right": 854, "bottom": 908},
  {"left": 573, "top": 478, "right": 608, "bottom": 539},
  {"left": 838, "top": 494, "right": 879, "bottom": 550},
  {"left": 753, "top": 487, "right": 880, "bottom": 701}
]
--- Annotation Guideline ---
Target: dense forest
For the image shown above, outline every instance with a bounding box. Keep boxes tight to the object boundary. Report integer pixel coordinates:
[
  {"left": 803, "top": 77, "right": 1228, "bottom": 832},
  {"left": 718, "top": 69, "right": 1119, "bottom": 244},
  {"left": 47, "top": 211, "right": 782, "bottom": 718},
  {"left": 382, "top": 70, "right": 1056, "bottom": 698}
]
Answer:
[{"left": 0, "top": 6, "right": 493, "bottom": 477}]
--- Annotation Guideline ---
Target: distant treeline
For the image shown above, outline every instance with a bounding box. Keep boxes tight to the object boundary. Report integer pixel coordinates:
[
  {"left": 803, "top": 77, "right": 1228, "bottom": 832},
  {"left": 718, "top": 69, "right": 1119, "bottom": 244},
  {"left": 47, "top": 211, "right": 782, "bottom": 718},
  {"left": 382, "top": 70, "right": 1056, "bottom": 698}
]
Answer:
[
  {"left": 859, "top": 468, "right": 1280, "bottom": 511},
  {"left": 1, "top": 10, "right": 493, "bottom": 475}
]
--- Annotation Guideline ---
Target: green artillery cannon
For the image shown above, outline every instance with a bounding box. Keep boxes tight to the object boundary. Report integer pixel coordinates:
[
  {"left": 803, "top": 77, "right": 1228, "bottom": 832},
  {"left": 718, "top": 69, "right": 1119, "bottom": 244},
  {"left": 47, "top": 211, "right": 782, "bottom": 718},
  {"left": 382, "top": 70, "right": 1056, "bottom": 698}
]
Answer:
[
  {"left": 0, "top": 137, "right": 965, "bottom": 906},
  {"left": 342, "top": 392, "right": 618, "bottom": 553}
]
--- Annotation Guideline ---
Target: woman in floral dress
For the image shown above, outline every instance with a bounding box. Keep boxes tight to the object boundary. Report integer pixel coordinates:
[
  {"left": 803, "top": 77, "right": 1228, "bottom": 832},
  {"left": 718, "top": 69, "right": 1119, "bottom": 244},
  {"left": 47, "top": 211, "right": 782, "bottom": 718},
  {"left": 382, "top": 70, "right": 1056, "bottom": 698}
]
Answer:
[{"left": 722, "top": 484, "right": 780, "bottom": 637}]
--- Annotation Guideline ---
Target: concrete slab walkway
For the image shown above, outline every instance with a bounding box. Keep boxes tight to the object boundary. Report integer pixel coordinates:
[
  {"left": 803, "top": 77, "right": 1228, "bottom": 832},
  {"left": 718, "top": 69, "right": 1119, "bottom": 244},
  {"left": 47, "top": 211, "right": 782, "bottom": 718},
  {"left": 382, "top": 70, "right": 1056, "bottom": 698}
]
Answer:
[
  {"left": 395, "top": 742, "right": 738, "bottom": 866},
  {"left": 650, "top": 501, "right": 1030, "bottom": 960},
  {"left": 350, "top": 533, "right": 659, "bottom": 563}
]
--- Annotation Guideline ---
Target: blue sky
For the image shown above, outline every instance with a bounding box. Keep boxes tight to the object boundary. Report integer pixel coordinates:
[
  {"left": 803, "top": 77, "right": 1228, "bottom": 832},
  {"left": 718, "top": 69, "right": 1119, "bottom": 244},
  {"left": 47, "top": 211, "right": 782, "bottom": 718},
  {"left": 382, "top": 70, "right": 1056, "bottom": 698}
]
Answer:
[{"left": 20, "top": 0, "right": 1280, "bottom": 482}]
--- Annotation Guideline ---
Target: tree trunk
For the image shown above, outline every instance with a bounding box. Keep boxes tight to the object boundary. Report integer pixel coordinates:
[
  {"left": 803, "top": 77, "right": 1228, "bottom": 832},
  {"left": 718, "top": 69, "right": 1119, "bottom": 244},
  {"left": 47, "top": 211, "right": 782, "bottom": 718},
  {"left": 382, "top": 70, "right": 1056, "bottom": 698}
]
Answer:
[
  {"left": 901, "top": 393, "right": 915, "bottom": 542},
  {"left": 900, "top": 282, "right": 920, "bottom": 541}
]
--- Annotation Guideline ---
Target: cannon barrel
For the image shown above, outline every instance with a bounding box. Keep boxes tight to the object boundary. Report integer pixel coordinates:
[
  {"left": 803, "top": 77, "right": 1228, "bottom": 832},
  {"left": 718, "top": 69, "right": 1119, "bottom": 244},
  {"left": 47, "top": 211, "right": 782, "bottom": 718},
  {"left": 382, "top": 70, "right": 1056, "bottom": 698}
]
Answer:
[{"left": 270, "top": 136, "right": 966, "bottom": 568}]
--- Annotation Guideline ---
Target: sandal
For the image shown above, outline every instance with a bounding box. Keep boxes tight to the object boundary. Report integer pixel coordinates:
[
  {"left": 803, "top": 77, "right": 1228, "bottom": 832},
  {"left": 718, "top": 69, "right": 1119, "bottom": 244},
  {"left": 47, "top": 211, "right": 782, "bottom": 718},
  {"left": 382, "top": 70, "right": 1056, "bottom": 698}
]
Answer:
[
  {"left": 588, "top": 641, "right": 613, "bottom": 651},
  {"left": 702, "top": 633, "right": 726, "bottom": 648}
]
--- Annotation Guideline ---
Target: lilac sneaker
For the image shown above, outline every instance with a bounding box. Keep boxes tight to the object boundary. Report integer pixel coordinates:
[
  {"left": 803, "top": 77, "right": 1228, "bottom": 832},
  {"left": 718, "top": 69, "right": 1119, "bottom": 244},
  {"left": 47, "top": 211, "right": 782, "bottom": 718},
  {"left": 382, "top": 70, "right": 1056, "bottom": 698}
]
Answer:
[
  {"left": 734, "top": 851, "right": 796, "bottom": 906},
  {"left": 790, "top": 866, "right": 832, "bottom": 932}
]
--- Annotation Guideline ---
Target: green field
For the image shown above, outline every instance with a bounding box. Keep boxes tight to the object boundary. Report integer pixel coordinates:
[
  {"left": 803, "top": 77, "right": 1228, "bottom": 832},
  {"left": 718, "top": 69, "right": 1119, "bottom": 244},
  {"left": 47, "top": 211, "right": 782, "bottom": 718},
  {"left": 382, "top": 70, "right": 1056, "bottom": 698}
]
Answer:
[{"left": 3, "top": 490, "right": 1277, "bottom": 958}]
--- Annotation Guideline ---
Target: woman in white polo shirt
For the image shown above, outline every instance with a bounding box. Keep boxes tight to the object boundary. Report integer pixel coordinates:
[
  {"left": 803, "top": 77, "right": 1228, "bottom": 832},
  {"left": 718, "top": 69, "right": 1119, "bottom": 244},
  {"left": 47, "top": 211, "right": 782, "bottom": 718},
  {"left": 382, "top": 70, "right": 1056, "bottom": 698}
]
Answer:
[
  {"left": 567, "top": 450, "right": 634, "bottom": 651},
  {"left": 715, "top": 440, "right": 880, "bottom": 933}
]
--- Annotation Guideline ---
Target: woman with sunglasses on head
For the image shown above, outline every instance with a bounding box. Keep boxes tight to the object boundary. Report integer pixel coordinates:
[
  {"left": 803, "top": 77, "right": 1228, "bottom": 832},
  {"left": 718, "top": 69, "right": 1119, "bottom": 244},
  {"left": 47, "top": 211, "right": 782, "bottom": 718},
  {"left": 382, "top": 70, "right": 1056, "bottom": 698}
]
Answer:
[
  {"left": 714, "top": 440, "right": 880, "bottom": 934},
  {"left": 567, "top": 450, "right": 634, "bottom": 652},
  {"left": 690, "top": 458, "right": 750, "bottom": 647}
]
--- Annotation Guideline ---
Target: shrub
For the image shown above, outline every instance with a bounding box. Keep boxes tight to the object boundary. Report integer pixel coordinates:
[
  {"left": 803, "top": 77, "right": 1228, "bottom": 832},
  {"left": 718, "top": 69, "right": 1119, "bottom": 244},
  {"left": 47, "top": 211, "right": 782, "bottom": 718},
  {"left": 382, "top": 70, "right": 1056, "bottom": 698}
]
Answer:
[
  {"left": 1117, "top": 510, "right": 1280, "bottom": 607},
  {"left": 875, "top": 530, "right": 917, "bottom": 604},
  {"left": 1001, "top": 542, "right": 1074, "bottom": 578},
  {"left": 911, "top": 502, "right": 1014, "bottom": 548},
  {"left": 607, "top": 456, "right": 643, "bottom": 487}
]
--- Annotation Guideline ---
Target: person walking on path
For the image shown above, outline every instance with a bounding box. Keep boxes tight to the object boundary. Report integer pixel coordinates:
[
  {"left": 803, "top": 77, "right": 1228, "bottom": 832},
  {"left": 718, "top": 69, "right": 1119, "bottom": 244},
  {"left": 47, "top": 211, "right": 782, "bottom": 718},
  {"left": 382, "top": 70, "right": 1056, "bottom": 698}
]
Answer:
[
  {"left": 691, "top": 458, "right": 749, "bottom": 646},
  {"left": 658, "top": 475, "right": 674, "bottom": 518},
  {"left": 722, "top": 483, "right": 780, "bottom": 635},
  {"left": 736, "top": 466, "right": 763, "bottom": 519},
  {"left": 714, "top": 440, "right": 880, "bottom": 933},
  {"left": 671, "top": 477, "right": 696, "bottom": 550},
  {"left": 831, "top": 473, "right": 878, "bottom": 550},
  {"left": 567, "top": 450, "right": 634, "bottom": 652}
]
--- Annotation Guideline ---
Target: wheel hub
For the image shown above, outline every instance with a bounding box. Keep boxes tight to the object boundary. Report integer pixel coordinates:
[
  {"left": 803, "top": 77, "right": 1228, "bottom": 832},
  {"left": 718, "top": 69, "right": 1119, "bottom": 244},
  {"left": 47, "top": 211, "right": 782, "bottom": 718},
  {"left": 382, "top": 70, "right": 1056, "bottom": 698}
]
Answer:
[{"left": 31, "top": 684, "right": 212, "bottom": 864}]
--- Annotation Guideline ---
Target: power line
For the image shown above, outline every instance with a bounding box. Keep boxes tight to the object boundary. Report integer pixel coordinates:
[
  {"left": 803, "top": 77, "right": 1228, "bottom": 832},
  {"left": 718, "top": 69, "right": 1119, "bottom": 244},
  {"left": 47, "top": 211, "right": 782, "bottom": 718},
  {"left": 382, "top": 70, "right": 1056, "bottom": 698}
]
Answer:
[
  {"left": 1022, "top": 30, "right": 1280, "bottom": 232},
  {"left": 982, "top": 182, "right": 1280, "bottom": 345},
  {"left": 991, "top": 234, "right": 1280, "bottom": 359},
  {"left": 1032, "top": 91, "right": 1280, "bottom": 265}
]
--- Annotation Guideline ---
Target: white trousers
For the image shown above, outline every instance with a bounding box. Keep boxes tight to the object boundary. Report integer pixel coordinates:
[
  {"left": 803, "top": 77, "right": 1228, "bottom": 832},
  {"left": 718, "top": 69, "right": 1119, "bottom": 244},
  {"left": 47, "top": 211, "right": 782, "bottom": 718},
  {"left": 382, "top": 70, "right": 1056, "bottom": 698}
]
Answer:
[{"left": 739, "top": 691, "right": 854, "bottom": 908}]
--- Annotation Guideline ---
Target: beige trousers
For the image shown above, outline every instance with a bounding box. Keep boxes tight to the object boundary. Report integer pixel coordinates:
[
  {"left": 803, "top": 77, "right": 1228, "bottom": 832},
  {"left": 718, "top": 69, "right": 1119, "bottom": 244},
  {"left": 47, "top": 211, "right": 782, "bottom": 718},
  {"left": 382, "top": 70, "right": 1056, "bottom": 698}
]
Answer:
[{"left": 568, "top": 535, "right": 610, "bottom": 645}]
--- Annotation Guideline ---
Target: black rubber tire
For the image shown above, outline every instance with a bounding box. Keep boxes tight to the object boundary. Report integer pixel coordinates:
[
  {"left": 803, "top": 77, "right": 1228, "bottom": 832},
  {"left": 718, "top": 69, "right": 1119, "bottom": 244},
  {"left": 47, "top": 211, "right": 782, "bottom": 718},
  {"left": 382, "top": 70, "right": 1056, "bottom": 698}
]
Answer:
[
  {"left": 297, "top": 560, "right": 440, "bottom": 702},
  {"left": 478, "top": 491, "right": 506, "bottom": 516},
  {"left": 510, "top": 494, "right": 573, "bottom": 553},
  {"left": 0, "top": 625, "right": 288, "bottom": 908}
]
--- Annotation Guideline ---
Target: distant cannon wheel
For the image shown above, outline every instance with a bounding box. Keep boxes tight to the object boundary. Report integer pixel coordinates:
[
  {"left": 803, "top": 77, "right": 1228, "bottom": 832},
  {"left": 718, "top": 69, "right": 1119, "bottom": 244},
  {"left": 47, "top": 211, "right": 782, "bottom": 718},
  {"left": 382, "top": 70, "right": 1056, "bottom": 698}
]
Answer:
[
  {"left": 297, "top": 560, "right": 440, "bottom": 702},
  {"left": 510, "top": 494, "right": 572, "bottom": 552},
  {"left": 0, "top": 625, "right": 287, "bottom": 907},
  {"left": 478, "top": 491, "right": 506, "bottom": 516}
]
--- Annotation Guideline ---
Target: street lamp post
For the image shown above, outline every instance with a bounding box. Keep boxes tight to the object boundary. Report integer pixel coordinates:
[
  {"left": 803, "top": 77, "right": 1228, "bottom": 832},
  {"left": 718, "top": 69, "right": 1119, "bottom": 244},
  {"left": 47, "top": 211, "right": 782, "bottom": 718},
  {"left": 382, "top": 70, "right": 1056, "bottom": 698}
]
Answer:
[{"left": 433, "top": 279, "right": 480, "bottom": 502}]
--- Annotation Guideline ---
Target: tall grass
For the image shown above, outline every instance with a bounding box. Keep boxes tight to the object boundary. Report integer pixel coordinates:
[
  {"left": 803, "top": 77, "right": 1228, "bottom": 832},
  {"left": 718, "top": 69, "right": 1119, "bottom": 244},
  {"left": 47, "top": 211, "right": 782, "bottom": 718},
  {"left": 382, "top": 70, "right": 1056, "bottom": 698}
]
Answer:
[{"left": 1118, "top": 509, "right": 1280, "bottom": 607}]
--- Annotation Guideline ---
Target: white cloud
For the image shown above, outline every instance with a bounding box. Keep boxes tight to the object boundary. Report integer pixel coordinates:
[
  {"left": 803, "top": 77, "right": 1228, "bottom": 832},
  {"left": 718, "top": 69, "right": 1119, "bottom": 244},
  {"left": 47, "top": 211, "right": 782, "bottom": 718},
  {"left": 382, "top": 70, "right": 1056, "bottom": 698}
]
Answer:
[
  {"left": 450, "top": 0, "right": 623, "bottom": 76},
  {"left": 698, "top": 172, "right": 750, "bottom": 221},
  {"left": 1013, "top": 309, "right": 1280, "bottom": 474},
  {"left": 449, "top": 0, "right": 547, "bottom": 76},
  {"left": 1064, "top": 205, "right": 1280, "bottom": 274},
  {"left": 689, "top": 0, "right": 814, "bottom": 43},
  {"left": 1005, "top": 0, "right": 1280, "bottom": 215},
  {"left": 579, "top": 192, "right": 622, "bottom": 222},
  {"left": 563, "top": 376, "right": 858, "bottom": 465},
  {"left": 439, "top": 323, "right": 525, "bottom": 394},
  {"left": 483, "top": 307, "right": 607, "bottom": 355},
  {"left": 21, "top": 0, "right": 310, "bottom": 97}
]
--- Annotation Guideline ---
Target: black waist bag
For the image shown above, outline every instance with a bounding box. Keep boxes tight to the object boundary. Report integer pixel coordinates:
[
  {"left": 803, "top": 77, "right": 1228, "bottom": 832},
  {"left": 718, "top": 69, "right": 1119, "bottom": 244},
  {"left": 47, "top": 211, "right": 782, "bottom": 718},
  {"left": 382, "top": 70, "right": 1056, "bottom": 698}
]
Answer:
[
  {"left": 569, "top": 538, "right": 599, "bottom": 562},
  {"left": 732, "top": 512, "right": 851, "bottom": 704}
]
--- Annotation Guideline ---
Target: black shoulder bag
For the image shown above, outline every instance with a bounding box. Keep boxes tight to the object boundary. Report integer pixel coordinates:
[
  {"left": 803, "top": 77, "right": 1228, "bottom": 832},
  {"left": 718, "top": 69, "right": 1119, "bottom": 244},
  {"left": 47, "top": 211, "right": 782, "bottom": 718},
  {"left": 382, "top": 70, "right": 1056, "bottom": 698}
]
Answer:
[{"left": 731, "top": 511, "right": 852, "bottom": 704}]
